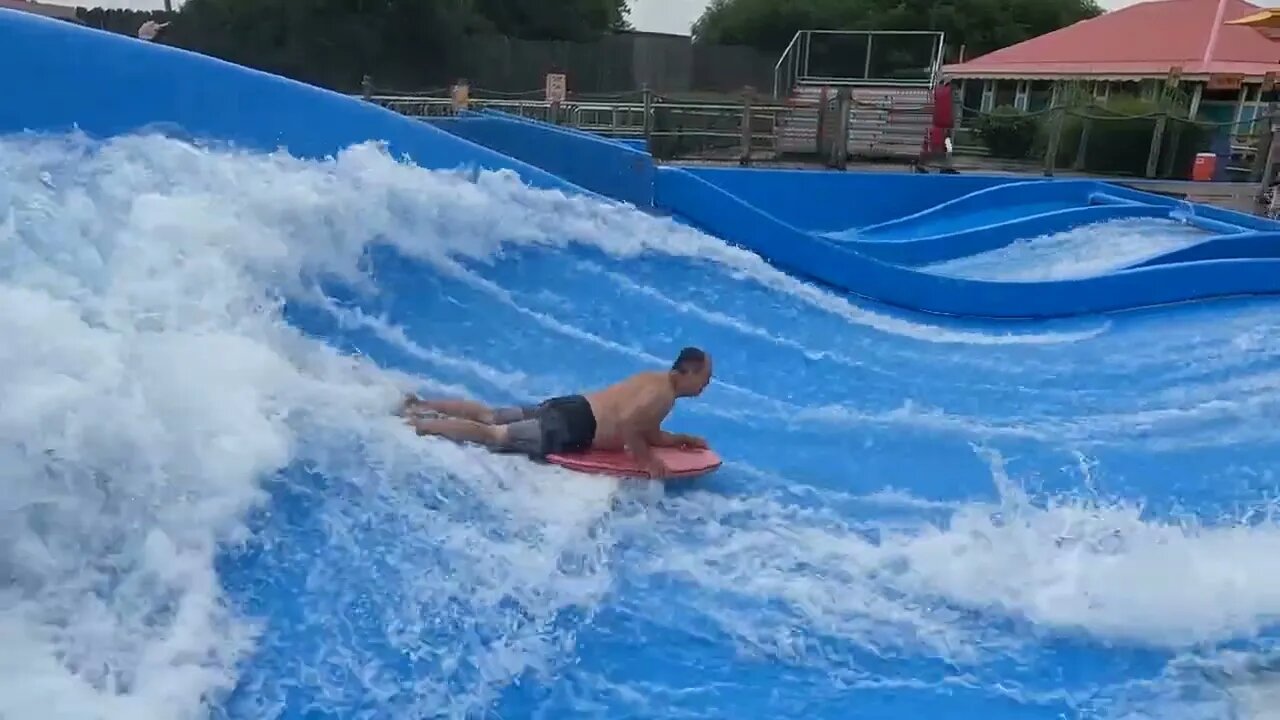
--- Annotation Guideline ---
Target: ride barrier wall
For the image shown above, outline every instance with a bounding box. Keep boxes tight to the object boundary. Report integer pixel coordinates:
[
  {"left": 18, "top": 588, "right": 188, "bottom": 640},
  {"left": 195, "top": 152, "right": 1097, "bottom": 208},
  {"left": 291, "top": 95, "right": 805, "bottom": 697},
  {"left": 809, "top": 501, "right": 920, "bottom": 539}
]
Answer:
[
  {"left": 433, "top": 110, "right": 656, "bottom": 208},
  {"left": 654, "top": 165, "right": 1280, "bottom": 319},
  {"left": 0, "top": 10, "right": 580, "bottom": 197}
]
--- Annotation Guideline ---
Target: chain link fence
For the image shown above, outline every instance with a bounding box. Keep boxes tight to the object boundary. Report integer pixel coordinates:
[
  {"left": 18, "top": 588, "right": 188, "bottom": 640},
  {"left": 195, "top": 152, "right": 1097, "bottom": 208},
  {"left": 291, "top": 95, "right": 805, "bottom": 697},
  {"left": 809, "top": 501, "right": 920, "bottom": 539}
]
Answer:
[{"left": 801, "top": 31, "right": 942, "bottom": 84}]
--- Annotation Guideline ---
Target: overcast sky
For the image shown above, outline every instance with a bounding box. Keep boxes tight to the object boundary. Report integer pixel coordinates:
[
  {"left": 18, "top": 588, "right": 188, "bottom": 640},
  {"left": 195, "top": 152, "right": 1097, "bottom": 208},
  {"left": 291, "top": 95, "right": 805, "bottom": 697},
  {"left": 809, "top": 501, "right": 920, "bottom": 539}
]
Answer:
[
  {"left": 627, "top": 0, "right": 1243, "bottom": 35},
  {"left": 38, "top": 0, "right": 1280, "bottom": 35}
]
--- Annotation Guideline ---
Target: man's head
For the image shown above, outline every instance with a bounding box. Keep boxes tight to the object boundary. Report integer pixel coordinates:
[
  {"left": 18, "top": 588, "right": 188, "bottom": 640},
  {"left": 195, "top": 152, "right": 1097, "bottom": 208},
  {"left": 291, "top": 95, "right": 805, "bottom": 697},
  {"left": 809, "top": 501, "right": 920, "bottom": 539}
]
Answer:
[{"left": 669, "top": 346, "right": 712, "bottom": 397}]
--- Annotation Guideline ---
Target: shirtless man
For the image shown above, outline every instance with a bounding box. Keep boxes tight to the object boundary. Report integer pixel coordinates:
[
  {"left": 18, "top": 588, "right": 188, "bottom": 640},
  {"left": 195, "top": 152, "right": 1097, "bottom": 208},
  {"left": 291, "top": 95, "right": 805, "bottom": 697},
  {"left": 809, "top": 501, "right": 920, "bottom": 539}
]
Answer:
[{"left": 400, "top": 347, "right": 713, "bottom": 478}]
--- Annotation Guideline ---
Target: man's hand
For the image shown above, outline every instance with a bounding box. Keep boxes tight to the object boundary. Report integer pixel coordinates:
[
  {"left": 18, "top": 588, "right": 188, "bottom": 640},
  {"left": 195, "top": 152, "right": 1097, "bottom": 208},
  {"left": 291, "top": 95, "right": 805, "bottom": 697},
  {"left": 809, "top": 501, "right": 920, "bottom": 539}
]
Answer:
[
  {"left": 673, "top": 433, "right": 707, "bottom": 449},
  {"left": 646, "top": 454, "right": 671, "bottom": 479}
]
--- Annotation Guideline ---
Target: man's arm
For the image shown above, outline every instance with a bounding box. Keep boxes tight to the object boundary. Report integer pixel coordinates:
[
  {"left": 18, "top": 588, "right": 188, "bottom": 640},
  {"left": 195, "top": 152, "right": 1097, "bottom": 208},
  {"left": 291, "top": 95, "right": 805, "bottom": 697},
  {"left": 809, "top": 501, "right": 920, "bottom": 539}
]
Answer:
[
  {"left": 619, "top": 407, "right": 657, "bottom": 462},
  {"left": 616, "top": 391, "right": 668, "bottom": 474}
]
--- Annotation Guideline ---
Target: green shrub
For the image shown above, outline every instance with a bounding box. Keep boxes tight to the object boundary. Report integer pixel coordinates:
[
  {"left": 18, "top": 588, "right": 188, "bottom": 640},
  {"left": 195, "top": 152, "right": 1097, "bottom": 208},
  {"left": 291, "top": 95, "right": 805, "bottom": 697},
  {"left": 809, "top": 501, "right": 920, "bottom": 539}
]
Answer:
[
  {"left": 972, "top": 105, "right": 1040, "bottom": 159},
  {"left": 1049, "top": 92, "right": 1211, "bottom": 177}
]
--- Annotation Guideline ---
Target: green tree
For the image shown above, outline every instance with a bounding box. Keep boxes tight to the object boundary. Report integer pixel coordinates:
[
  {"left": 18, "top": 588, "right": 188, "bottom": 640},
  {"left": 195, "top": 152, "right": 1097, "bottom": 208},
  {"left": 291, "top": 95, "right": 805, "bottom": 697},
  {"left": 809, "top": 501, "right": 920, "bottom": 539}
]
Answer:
[
  {"left": 472, "top": 0, "right": 631, "bottom": 40},
  {"left": 692, "top": 0, "right": 1102, "bottom": 59},
  {"left": 163, "top": 0, "right": 631, "bottom": 90},
  {"left": 169, "top": 0, "right": 479, "bottom": 90}
]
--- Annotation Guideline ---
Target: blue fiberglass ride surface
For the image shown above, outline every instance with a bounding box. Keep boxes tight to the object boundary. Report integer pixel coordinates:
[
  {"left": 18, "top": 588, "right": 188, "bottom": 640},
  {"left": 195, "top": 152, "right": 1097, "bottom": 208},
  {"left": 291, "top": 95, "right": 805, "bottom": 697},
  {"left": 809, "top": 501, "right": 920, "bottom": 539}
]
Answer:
[
  {"left": 653, "top": 166, "right": 1280, "bottom": 318},
  {"left": 671, "top": 165, "right": 1280, "bottom": 282},
  {"left": 432, "top": 108, "right": 655, "bottom": 208},
  {"left": 422, "top": 106, "right": 1280, "bottom": 318},
  {"left": 6, "top": 10, "right": 1280, "bottom": 720}
]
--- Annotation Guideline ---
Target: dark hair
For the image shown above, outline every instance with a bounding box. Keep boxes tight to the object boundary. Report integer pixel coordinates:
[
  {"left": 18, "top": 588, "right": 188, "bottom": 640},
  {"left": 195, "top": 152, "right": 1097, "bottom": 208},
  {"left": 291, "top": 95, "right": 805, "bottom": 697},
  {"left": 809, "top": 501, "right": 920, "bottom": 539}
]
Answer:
[{"left": 671, "top": 346, "right": 706, "bottom": 373}]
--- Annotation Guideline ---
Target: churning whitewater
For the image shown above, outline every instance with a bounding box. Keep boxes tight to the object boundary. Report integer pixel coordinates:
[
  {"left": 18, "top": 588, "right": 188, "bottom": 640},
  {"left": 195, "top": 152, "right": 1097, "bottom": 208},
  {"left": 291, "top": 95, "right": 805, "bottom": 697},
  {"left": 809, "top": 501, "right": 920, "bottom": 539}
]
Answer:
[{"left": 3, "top": 132, "right": 1280, "bottom": 720}]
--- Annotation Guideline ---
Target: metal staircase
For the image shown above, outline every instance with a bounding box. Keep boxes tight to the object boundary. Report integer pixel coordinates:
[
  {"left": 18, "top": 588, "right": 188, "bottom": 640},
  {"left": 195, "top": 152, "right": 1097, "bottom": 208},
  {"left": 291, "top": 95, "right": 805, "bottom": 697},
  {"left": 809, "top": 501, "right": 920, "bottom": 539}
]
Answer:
[{"left": 771, "top": 29, "right": 945, "bottom": 162}]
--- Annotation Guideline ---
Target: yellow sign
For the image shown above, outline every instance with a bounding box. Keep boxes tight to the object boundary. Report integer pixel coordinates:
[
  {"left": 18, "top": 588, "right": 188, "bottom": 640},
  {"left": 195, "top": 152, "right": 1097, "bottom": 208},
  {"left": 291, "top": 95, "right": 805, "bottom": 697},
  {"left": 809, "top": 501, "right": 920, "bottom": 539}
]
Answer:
[{"left": 545, "top": 73, "right": 567, "bottom": 103}]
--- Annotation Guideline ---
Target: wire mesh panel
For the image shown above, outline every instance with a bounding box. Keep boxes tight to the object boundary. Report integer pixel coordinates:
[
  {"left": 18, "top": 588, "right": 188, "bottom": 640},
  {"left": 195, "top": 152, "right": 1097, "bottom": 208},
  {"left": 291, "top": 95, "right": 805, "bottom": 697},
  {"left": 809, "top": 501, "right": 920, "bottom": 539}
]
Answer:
[{"left": 799, "top": 30, "right": 943, "bottom": 86}]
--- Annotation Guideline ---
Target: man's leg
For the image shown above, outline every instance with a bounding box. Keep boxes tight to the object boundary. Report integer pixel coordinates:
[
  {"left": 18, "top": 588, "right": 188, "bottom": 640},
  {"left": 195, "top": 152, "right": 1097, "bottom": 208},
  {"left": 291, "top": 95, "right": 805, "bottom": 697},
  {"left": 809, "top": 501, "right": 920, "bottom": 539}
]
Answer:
[
  {"left": 409, "top": 412, "right": 546, "bottom": 457},
  {"left": 409, "top": 416, "right": 506, "bottom": 448},
  {"left": 401, "top": 394, "right": 500, "bottom": 424}
]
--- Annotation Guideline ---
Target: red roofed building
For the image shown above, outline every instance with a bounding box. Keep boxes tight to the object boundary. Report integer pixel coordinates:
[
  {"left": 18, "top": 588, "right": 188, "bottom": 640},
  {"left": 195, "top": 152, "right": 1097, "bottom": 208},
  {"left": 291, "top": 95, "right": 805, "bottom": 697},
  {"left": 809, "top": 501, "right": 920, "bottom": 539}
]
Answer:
[{"left": 941, "top": 0, "right": 1278, "bottom": 136}]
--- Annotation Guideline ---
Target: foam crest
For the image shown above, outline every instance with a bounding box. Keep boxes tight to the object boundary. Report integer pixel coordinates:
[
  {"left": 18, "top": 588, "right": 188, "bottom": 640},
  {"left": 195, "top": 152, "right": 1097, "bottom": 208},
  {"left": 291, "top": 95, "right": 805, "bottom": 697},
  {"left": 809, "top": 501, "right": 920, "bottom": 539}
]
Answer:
[
  {"left": 610, "top": 445, "right": 1280, "bottom": 701},
  {"left": 577, "top": 260, "right": 871, "bottom": 367},
  {"left": 891, "top": 449, "right": 1280, "bottom": 648},
  {"left": 5, "top": 127, "right": 1276, "bottom": 720},
  {"left": 925, "top": 218, "right": 1209, "bottom": 281},
  {"left": 617, "top": 490, "right": 1013, "bottom": 671},
  {"left": 0, "top": 131, "right": 625, "bottom": 718},
  {"left": 0, "top": 132, "right": 442, "bottom": 719},
  {"left": 314, "top": 294, "right": 538, "bottom": 398},
  {"left": 246, "top": 433, "right": 622, "bottom": 718}
]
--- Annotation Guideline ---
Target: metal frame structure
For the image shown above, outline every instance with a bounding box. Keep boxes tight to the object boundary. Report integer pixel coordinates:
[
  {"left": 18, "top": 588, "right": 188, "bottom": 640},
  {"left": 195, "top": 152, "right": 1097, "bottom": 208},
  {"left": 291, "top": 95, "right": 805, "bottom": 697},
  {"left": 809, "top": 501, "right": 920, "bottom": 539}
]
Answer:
[{"left": 772, "top": 29, "right": 947, "bottom": 98}]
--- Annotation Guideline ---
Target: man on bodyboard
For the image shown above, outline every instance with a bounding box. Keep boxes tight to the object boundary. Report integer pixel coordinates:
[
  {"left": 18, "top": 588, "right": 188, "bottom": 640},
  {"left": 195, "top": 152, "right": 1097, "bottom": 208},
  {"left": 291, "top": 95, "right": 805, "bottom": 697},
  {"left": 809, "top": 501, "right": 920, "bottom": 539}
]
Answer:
[{"left": 400, "top": 347, "right": 712, "bottom": 479}]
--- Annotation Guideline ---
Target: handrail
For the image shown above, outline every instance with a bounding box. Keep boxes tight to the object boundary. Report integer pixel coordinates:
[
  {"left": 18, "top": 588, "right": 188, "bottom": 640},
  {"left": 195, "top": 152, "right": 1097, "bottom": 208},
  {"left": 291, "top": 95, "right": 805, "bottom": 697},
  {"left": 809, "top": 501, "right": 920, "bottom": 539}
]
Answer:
[
  {"left": 929, "top": 32, "right": 947, "bottom": 86},
  {"left": 772, "top": 31, "right": 803, "bottom": 99},
  {"left": 795, "top": 76, "right": 937, "bottom": 87}
]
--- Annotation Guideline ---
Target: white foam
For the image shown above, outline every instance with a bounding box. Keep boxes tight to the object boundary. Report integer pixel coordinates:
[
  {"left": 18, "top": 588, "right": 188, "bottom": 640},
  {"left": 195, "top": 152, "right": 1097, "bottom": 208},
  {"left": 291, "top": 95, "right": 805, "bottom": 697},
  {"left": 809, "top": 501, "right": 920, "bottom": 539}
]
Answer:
[
  {"left": 314, "top": 294, "right": 539, "bottom": 399},
  {"left": 925, "top": 218, "right": 1209, "bottom": 281},
  {"left": 610, "top": 444, "right": 1280, "bottom": 702},
  {"left": 0, "top": 131, "right": 624, "bottom": 718},
  {"left": 286, "top": 139, "right": 1098, "bottom": 346},
  {"left": 577, "top": 260, "right": 872, "bottom": 368},
  {"left": 891, "top": 448, "right": 1280, "bottom": 648},
  {"left": 3, "top": 129, "right": 1274, "bottom": 720}
]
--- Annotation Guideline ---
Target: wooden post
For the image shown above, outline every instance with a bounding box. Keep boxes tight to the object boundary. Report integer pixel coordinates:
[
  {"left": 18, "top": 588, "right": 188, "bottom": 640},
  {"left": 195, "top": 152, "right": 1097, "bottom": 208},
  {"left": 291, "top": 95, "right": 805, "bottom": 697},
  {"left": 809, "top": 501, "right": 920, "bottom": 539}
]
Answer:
[
  {"left": 642, "top": 85, "right": 653, "bottom": 143},
  {"left": 832, "top": 87, "right": 852, "bottom": 170},
  {"left": 815, "top": 86, "right": 830, "bottom": 157},
  {"left": 739, "top": 86, "right": 754, "bottom": 166},
  {"left": 1073, "top": 118, "right": 1091, "bottom": 170},
  {"left": 1043, "top": 106, "right": 1065, "bottom": 176},
  {"left": 1251, "top": 116, "right": 1274, "bottom": 183},
  {"left": 545, "top": 72, "right": 566, "bottom": 125},
  {"left": 450, "top": 79, "right": 470, "bottom": 114},
  {"left": 1146, "top": 112, "right": 1168, "bottom": 178},
  {"left": 1251, "top": 89, "right": 1277, "bottom": 182},
  {"left": 1259, "top": 125, "right": 1280, "bottom": 204}
]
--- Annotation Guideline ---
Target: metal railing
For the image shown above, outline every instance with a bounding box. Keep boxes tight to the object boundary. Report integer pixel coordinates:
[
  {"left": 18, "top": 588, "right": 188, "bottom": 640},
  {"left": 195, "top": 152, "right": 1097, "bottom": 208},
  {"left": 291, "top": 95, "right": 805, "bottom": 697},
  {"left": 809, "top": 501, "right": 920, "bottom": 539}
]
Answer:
[
  {"left": 363, "top": 90, "right": 789, "bottom": 161},
  {"left": 772, "top": 32, "right": 804, "bottom": 99},
  {"left": 771, "top": 29, "right": 946, "bottom": 99}
]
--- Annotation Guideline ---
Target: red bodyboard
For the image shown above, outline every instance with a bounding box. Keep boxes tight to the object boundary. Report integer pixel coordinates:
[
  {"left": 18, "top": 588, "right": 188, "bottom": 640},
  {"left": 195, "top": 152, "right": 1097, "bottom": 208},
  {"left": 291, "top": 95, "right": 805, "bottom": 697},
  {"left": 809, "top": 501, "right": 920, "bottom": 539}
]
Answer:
[{"left": 545, "top": 446, "right": 721, "bottom": 479}]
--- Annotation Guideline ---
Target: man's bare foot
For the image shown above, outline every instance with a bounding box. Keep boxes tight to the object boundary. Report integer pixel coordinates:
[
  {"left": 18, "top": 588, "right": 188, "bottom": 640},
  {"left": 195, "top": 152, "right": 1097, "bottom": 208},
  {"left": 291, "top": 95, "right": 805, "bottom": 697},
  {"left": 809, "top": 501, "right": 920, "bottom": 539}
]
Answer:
[
  {"left": 397, "top": 393, "right": 423, "bottom": 416},
  {"left": 398, "top": 393, "right": 441, "bottom": 419}
]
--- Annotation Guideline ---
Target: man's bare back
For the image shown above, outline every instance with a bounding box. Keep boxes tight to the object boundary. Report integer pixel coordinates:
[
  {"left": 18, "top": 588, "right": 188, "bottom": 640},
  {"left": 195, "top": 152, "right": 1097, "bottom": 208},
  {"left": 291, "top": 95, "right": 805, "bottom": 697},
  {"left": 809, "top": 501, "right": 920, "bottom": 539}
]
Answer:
[
  {"left": 401, "top": 347, "right": 713, "bottom": 479},
  {"left": 584, "top": 371, "right": 677, "bottom": 451}
]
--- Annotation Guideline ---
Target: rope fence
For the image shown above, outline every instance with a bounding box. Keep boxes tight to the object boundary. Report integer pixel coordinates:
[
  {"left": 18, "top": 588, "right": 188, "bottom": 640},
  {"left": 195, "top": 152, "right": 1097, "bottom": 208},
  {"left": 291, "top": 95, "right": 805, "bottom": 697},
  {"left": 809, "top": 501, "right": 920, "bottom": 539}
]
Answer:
[{"left": 948, "top": 100, "right": 1275, "bottom": 183}]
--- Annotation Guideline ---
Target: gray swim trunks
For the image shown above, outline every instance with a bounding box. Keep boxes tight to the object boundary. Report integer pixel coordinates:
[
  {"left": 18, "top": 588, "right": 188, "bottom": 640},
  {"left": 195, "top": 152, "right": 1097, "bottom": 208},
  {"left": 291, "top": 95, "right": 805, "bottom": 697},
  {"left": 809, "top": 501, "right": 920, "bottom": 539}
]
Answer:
[{"left": 491, "top": 395, "right": 597, "bottom": 458}]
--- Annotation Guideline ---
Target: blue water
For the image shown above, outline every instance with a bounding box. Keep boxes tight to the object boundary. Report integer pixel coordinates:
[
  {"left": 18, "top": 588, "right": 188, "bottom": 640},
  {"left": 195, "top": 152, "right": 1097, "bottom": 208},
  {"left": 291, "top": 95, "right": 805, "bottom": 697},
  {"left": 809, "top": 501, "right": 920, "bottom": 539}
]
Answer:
[{"left": 7, "top": 129, "right": 1280, "bottom": 720}]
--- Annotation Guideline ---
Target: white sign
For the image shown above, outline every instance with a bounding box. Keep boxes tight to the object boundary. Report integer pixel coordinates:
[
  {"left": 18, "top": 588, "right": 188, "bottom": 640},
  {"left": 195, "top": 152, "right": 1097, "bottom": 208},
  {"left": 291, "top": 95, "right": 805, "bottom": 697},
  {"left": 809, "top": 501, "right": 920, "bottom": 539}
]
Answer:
[
  {"left": 451, "top": 82, "right": 470, "bottom": 111},
  {"left": 137, "top": 20, "right": 169, "bottom": 41},
  {"left": 545, "top": 73, "right": 567, "bottom": 103}
]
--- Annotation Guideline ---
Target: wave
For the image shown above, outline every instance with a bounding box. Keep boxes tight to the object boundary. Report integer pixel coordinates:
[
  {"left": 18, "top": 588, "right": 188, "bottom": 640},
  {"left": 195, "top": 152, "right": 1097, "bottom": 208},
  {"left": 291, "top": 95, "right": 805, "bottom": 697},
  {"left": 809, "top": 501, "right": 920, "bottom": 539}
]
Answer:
[{"left": 4, "top": 130, "right": 1280, "bottom": 720}]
